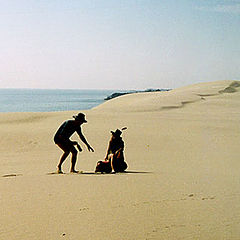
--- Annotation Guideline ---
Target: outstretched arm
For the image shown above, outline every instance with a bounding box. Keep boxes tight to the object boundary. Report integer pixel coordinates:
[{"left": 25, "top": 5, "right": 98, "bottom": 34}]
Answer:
[{"left": 77, "top": 130, "right": 94, "bottom": 152}]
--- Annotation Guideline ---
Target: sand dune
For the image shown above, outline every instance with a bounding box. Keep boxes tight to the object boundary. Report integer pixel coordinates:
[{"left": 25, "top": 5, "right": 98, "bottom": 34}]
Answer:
[
  {"left": 93, "top": 80, "right": 239, "bottom": 112},
  {"left": 0, "top": 80, "right": 240, "bottom": 239}
]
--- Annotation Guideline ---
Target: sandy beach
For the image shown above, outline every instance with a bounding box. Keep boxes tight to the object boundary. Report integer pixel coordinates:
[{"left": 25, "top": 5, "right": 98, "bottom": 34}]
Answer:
[{"left": 0, "top": 80, "right": 240, "bottom": 240}]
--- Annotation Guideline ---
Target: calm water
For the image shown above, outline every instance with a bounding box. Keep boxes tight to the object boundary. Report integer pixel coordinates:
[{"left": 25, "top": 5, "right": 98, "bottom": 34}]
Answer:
[{"left": 0, "top": 89, "right": 115, "bottom": 112}]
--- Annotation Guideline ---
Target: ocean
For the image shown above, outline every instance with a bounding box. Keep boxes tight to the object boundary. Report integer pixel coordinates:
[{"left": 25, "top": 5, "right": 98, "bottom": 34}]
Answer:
[{"left": 0, "top": 89, "right": 115, "bottom": 113}]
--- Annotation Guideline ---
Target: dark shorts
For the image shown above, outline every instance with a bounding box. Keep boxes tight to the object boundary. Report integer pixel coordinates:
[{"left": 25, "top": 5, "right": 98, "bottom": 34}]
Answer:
[{"left": 55, "top": 138, "right": 77, "bottom": 153}]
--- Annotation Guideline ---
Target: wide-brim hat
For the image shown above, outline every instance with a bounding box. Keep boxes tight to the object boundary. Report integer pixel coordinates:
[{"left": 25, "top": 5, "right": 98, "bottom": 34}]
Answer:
[
  {"left": 73, "top": 113, "right": 87, "bottom": 122},
  {"left": 111, "top": 129, "right": 122, "bottom": 136}
]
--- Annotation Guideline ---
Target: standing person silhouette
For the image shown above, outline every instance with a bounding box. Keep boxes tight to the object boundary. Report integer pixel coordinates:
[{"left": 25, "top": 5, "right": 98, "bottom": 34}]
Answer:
[{"left": 54, "top": 113, "right": 94, "bottom": 173}]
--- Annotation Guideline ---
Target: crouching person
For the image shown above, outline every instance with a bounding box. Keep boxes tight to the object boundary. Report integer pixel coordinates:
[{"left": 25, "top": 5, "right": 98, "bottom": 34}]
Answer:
[
  {"left": 95, "top": 128, "right": 128, "bottom": 174},
  {"left": 105, "top": 128, "right": 128, "bottom": 172}
]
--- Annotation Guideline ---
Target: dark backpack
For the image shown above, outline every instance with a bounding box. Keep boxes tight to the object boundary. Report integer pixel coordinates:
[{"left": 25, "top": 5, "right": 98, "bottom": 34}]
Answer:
[{"left": 95, "top": 161, "right": 112, "bottom": 173}]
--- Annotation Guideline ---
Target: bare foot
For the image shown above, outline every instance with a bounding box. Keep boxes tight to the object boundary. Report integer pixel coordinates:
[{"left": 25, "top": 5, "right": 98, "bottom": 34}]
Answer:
[
  {"left": 70, "top": 170, "right": 79, "bottom": 173},
  {"left": 57, "top": 169, "right": 64, "bottom": 174}
]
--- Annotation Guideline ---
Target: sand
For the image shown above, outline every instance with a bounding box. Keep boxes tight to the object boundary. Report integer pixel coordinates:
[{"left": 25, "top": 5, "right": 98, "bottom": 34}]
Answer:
[{"left": 0, "top": 80, "right": 240, "bottom": 239}]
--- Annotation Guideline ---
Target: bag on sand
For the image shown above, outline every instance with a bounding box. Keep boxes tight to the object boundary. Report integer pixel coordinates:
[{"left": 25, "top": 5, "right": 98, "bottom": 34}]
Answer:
[{"left": 95, "top": 160, "right": 112, "bottom": 173}]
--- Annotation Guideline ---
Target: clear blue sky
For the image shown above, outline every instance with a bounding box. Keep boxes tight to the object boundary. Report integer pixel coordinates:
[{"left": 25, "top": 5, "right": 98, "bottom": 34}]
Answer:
[{"left": 0, "top": 0, "right": 239, "bottom": 89}]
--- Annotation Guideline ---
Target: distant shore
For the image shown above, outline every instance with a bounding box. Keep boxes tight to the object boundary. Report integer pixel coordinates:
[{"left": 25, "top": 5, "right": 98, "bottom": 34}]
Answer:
[{"left": 104, "top": 88, "right": 171, "bottom": 100}]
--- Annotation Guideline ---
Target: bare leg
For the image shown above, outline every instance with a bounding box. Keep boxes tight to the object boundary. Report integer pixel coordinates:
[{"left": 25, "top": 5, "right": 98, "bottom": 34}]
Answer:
[
  {"left": 56, "top": 142, "right": 79, "bottom": 173},
  {"left": 107, "top": 154, "right": 114, "bottom": 171},
  {"left": 56, "top": 142, "right": 72, "bottom": 173},
  {"left": 58, "top": 151, "right": 70, "bottom": 173},
  {"left": 70, "top": 148, "right": 78, "bottom": 173}
]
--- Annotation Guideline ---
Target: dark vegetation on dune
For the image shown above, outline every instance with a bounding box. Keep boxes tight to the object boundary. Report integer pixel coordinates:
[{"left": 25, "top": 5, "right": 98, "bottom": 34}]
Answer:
[{"left": 105, "top": 88, "right": 171, "bottom": 100}]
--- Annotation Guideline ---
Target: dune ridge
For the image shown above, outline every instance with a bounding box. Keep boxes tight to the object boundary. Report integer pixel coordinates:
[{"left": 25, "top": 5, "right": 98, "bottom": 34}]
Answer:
[{"left": 93, "top": 80, "right": 240, "bottom": 112}]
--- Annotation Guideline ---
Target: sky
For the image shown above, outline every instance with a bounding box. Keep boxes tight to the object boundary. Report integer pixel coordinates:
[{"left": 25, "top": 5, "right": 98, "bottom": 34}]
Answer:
[{"left": 0, "top": 0, "right": 239, "bottom": 90}]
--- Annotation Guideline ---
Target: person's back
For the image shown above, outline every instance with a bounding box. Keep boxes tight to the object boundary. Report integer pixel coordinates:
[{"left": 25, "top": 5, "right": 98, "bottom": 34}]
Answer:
[
  {"left": 54, "top": 120, "right": 80, "bottom": 144},
  {"left": 108, "top": 136, "right": 124, "bottom": 155}
]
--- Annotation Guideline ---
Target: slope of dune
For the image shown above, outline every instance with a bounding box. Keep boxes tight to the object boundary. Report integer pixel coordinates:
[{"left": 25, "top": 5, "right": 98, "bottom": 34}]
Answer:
[
  {"left": 0, "top": 80, "right": 240, "bottom": 240},
  {"left": 93, "top": 80, "right": 239, "bottom": 112}
]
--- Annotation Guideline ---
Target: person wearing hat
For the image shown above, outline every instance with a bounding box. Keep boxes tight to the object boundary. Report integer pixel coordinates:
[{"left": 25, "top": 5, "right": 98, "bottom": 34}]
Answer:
[
  {"left": 104, "top": 129, "right": 127, "bottom": 172},
  {"left": 54, "top": 113, "right": 94, "bottom": 173}
]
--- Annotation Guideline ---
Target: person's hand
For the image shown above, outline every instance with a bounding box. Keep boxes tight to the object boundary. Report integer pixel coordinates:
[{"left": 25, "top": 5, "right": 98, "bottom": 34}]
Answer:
[{"left": 87, "top": 145, "right": 94, "bottom": 152}]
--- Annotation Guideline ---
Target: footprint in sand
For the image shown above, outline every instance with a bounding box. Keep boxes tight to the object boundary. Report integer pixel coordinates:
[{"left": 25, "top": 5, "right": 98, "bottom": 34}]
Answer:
[
  {"left": 202, "top": 196, "right": 216, "bottom": 200},
  {"left": 79, "top": 207, "right": 89, "bottom": 211},
  {"left": 186, "top": 193, "right": 216, "bottom": 201}
]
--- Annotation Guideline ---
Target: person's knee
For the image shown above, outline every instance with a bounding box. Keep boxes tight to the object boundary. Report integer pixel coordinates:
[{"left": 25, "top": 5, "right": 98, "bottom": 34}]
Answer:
[{"left": 63, "top": 150, "right": 70, "bottom": 156}]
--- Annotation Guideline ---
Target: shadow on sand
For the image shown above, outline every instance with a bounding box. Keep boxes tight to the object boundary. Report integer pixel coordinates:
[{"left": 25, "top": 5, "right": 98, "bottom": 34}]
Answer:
[
  {"left": 79, "top": 170, "right": 153, "bottom": 175},
  {"left": 47, "top": 170, "right": 152, "bottom": 175},
  {"left": 2, "top": 173, "right": 23, "bottom": 178}
]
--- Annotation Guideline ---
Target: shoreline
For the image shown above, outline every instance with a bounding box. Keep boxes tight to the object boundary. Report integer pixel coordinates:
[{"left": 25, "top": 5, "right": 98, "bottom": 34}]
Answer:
[{"left": 0, "top": 88, "right": 171, "bottom": 113}]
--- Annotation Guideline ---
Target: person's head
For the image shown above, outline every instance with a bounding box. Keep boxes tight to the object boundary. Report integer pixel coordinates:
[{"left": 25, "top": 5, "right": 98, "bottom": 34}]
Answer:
[
  {"left": 111, "top": 129, "right": 122, "bottom": 139},
  {"left": 73, "top": 113, "right": 87, "bottom": 124}
]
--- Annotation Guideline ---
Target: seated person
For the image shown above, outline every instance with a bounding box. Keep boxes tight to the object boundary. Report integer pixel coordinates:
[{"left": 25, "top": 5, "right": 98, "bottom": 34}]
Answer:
[{"left": 105, "top": 129, "right": 127, "bottom": 172}]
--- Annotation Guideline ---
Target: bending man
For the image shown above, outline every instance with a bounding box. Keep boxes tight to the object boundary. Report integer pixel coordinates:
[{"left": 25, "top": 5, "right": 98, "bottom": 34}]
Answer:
[{"left": 54, "top": 113, "right": 94, "bottom": 173}]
